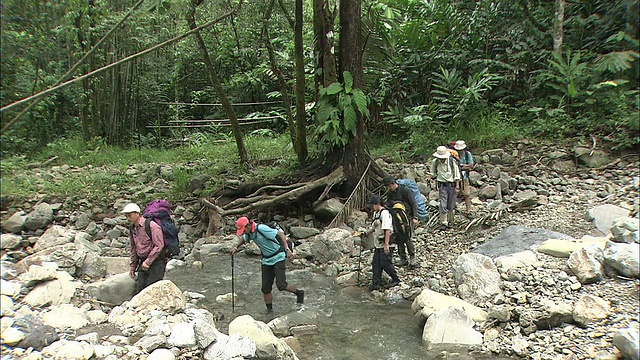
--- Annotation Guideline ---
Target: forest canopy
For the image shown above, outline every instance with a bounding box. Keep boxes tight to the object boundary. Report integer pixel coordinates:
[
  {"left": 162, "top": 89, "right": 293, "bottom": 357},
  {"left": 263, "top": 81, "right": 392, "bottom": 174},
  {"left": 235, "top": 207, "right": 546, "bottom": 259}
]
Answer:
[{"left": 1, "top": 0, "right": 638, "bottom": 159}]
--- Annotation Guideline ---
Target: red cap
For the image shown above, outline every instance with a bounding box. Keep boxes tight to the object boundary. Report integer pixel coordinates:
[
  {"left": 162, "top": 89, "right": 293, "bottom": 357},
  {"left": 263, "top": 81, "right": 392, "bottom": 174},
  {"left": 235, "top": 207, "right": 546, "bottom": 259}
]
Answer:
[{"left": 236, "top": 217, "right": 250, "bottom": 236}]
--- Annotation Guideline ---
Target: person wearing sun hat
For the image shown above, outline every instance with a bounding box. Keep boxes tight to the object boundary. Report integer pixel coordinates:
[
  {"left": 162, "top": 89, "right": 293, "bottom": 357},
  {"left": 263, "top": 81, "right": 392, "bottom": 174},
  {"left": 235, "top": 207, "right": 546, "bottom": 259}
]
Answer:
[
  {"left": 122, "top": 203, "right": 166, "bottom": 294},
  {"left": 430, "top": 146, "right": 462, "bottom": 231},
  {"left": 230, "top": 216, "right": 304, "bottom": 313},
  {"left": 454, "top": 140, "right": 475, "bottom": 213}
]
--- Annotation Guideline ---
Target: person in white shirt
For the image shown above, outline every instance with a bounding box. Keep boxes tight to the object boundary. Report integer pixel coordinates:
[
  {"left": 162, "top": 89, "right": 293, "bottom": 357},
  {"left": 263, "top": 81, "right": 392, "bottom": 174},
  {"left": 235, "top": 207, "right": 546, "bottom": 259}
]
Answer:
[{"left": 367, "top": 195, "right": 401, "bottom": 291}]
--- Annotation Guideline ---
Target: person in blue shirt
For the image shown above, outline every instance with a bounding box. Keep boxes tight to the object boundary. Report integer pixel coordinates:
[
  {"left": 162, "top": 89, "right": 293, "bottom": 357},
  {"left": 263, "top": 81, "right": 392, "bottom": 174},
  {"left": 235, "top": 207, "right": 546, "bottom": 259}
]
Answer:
[{"left": 230, "top": 216, "right": 304, "bottom": 313}]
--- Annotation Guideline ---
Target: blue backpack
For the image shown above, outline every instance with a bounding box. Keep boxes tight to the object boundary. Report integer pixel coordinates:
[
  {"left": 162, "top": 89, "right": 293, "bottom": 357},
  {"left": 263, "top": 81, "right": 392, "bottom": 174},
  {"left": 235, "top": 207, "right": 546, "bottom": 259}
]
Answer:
[{"left": 396, "top": 179, "right": 428, "bottom": 221}]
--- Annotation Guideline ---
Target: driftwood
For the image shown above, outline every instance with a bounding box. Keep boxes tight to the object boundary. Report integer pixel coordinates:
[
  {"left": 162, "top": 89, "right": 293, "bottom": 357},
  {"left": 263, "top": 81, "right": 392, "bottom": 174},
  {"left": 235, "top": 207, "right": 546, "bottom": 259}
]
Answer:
[{"left": 201, "top": 166, "right": 347, "bottom": 234}]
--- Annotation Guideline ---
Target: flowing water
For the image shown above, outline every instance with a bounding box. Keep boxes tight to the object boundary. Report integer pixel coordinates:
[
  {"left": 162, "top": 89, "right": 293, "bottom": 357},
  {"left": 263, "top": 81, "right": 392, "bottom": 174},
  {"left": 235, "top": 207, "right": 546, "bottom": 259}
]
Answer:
[{"left": 166, "top": 253, "right": 510, "bottom": 360}]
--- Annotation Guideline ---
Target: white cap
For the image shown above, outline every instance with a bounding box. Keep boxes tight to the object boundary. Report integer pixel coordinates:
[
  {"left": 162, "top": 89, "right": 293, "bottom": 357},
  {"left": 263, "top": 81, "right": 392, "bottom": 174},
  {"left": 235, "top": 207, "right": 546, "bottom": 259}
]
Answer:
[{"left": 121, "top": 203, "right": 141, "bottom": 214}]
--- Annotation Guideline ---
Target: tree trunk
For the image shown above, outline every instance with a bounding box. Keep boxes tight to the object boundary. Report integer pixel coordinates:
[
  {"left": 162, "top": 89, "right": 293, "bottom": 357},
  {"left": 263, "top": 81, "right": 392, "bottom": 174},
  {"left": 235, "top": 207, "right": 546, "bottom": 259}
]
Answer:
[
  {"left": 553, "top": 0, "right": 565, "bottom": 52},
  {"left": 263, "top": 0, "right": 297, "bottom": 152},
  {"left": 337, "top": 0, "right": 366, "bottom": 191},
  {"left": 294, "top": 0, "right": 308, "bottom": 164},
  {"left": 313, "top": 0, "right": 337, "bottom": 95},
  {"left": 187, "top": 0, "right": 248, "bottom": 165}
]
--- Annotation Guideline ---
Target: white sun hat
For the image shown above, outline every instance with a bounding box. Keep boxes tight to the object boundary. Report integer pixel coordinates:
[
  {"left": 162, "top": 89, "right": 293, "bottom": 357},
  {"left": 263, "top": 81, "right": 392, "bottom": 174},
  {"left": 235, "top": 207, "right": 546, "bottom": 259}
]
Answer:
[
  {"left": 121, "top": 203, "right": 141, "bottom": 214},
  {"left": 454, "top": 140, "right": 467, "bottom": 150},
  {"left": 433, "top": 146, "right": 451, "bottom": 159}
]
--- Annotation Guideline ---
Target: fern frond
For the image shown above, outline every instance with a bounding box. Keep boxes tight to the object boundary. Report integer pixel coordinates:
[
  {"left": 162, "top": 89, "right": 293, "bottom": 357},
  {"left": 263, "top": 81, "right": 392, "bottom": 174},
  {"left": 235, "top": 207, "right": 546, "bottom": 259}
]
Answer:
[{"left": 594, "top": 51, "right": 639, "bottom": 73}]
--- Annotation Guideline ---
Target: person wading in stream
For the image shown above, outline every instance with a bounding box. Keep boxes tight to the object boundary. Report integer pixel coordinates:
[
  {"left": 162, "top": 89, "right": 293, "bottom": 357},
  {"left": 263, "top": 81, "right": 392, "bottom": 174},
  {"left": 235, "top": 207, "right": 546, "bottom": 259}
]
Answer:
[
  {"left": 230, "top": 216, "right": 304, "bottom": 313},
  {"left": 367, "top": 195, "right": 401, "bottom": 291}
]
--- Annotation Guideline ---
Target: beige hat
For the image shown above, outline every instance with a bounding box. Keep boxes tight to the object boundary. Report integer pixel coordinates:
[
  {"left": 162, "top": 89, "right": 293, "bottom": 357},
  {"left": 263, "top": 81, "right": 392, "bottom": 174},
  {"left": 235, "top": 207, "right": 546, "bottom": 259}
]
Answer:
[
  {"left": 433, "top": 146, "right": 450, "bottom": 159},
  {"left": 454, "top": 140, "right": 467, "bottom": 150}
]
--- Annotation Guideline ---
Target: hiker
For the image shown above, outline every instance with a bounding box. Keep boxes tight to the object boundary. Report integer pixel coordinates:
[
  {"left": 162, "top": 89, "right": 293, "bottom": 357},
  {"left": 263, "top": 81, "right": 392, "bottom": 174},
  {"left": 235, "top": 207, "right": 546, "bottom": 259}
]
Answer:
[
  {"left": 123, "top": 203, "right": 166, "bottom": 295},
  {"left": 454, "top": 140, "right": 475, "bottom": 213},
  {"left": 230, "top": 216, "right": 304, "bottom": 313},
  {"left": 367, "top": 195, "right": 401, "bottom": 291},
  {"left": 430, "top": 146, "right": 462, "bottom": 231},
  {"left": 383, "top": 175, "right": 418, "bottom": 266}
]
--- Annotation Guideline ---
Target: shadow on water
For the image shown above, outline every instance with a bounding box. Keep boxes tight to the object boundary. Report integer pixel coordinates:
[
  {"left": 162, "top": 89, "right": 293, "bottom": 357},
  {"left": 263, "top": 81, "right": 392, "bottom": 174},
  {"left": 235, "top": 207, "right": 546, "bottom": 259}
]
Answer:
[{"left": 166, "top": 253, "right": 512, "bottom": 360}]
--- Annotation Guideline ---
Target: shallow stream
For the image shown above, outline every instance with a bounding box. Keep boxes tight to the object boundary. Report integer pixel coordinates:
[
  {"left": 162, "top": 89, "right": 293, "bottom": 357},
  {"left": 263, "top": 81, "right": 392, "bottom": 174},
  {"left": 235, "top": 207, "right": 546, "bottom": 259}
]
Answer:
[{"left": 166, "top": 253, "right": 509, "bottom": 360}]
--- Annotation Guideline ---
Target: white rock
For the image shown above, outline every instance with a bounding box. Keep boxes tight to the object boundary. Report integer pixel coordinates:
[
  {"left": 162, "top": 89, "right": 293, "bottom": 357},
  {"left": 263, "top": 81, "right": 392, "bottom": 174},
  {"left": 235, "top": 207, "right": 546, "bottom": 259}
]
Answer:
[
  {"left": 148, "top": 348, "right": 176, "bottom": 360},
  {"left": 167, "top": 322, "right": 196, "bottom": 348},
  {"left": 42, "top": 340, "right": 94, "bottom": 360},
  {"left": 422, "top": 306, "right": 483, "bottom": 350}
]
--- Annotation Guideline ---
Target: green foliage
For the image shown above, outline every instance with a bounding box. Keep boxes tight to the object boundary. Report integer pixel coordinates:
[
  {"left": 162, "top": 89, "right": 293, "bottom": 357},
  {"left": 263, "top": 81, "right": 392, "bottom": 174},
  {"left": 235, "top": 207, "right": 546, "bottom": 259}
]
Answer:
[{"left": 315, "top": 71, "right": 369, "bottom": 154}]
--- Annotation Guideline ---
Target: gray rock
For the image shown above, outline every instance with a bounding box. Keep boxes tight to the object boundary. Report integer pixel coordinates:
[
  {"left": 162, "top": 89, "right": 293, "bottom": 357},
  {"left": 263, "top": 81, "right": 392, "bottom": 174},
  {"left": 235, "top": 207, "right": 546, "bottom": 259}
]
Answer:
[
  {"left": 85, "top": 272, "right": 136, "bottom": 306},
  {"left": 574, "top": 147, "right": 611, "bottom": 168},
  {"left": 77, "top": 251, "right": 107, "bottom": 279},
  {"left": 610, "top": 217, "right": 639, "bottom": 243},
  {"left": 288, "top": 226, "right": 321, "bottom": 239},
  {"left": 313, "top": 198, "right": 344, "bottom": 221},
  {"left": 75, "top": 213, "right": 91, "bottom": 230},
  {"left": 453, "top": 253, "right": 502, "bottom": 306},
  {"left": 24, "top": 203, "right": 54, "bottom": 231},
  {"left": 203, "top": 333, "right": 256, "bottom": 360},
  {"left": 422, "top": 306, "right": 483, "bottom": 350},
  {"left": 23, "top": 271, "right": 76, "bottom": 308},
  {"left": 34, "top": 226, "right": 76, "bottom": 252},
  {"left": 587, "top": 204, "right": 630, "bottom": 235},
  {"left": 517, "top": 298, "right": 573, "bottom": 334},
  {"left": 13, "top": 314, "right": 59, "bottom": 350},
  {"left": 134, "top": 335, "right": 166, "bottom": 353},
  {"left": 479, "top": 185, "right": 498, "bottom": 199},
  {"left": 472, "top": 225, "right": 573, "bottom": 258},
  {"left": 567, "top": 244, "right": 604, "bottom": 284},
  {"left": 602, "top": 241, "right": 640, "bottom": 278},
  {"left": 1, "top": 233, "right": 22, "bottom": 250},
  {"left": 613, "top": 322, "right": 640, "bottom": 360},
  {"left": 2, "top": 211, "right": 26, "bottom": 233}
]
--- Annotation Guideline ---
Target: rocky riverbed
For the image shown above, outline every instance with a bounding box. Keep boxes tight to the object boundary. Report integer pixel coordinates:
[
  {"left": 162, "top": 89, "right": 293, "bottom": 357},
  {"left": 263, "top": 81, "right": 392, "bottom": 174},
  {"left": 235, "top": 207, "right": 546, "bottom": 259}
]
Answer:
[{"left": 0, "top": 140, "right": 638, "bottom": 359}]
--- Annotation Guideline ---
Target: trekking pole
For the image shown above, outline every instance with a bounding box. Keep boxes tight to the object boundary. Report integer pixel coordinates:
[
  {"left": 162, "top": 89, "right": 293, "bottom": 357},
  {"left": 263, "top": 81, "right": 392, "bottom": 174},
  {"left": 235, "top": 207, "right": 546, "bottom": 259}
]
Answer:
[
  {"left": 231, "top": 254, "right": 235, "bottom": 313},
  {"left": 357, "top": 233, "right": 364, "bottom": 286}
]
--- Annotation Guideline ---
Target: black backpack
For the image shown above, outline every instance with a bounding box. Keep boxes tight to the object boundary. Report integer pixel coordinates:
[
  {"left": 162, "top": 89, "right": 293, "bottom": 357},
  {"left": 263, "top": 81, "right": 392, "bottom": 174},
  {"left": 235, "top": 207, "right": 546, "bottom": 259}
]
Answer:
[{"left": 253, "top": 220, "right": 295, "bottom": 258}]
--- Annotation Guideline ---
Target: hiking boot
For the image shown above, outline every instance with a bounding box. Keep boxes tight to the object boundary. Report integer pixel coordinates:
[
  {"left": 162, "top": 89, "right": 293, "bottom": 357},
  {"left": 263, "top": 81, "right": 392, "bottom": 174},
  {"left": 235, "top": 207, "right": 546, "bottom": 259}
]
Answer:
[
  {"left": 396, "top": 259, "right": 409, "bottom": 266},
  {"left": 409, "top": 256, "right": 418, "bottom": 267},
  {"left": 389, "top": 279, "right": 401, "bottom": 288},
  {"left": 438, "top": 224, "right": 448, "bottom": 232},
  {"left": 296, "top": 289, "right": 305, "bottom": 304},
  {"left": 369, "top": 284, "right": 381, "bottom": 291},
  {"left": 264, "top": 307, "right": 273, "bottom": 314}
]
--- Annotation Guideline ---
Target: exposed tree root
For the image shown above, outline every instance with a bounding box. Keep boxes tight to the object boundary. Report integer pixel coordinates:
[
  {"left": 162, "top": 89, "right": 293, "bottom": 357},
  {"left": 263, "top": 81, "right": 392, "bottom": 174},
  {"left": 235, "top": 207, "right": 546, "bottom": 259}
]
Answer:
[{"left": 201, "top": 166, "right": 347, "bottom": 235}]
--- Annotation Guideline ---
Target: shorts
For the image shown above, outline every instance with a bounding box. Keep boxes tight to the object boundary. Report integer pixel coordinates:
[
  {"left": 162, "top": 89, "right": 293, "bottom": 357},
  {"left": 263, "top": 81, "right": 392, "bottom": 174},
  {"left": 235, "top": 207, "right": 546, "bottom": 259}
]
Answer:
[
  {"left": 261, "top": 260, "right": 287, "bottom": 293},
  {"left": 459, "top": 179, "right": 471, "bottom": 196}
]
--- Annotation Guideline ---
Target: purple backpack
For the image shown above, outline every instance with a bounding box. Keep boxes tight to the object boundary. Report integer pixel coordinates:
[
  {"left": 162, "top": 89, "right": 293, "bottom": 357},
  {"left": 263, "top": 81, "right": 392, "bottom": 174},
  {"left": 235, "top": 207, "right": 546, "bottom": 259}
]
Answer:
[{"left": 142, "top": 200, "right": 180, "bottom": 257}]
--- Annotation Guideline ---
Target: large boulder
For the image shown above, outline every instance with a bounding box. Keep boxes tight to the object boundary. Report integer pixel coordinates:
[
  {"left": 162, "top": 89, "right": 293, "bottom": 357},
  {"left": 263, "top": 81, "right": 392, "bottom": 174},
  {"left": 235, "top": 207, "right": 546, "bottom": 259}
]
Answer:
[
  {"left": 537, "top": 235, "right": 608, "bottom": 258},
  {"left": 228, "top": 315, "right": 297, "bottom": 360},
  {"left": 22, "top": 271, "right": 76, "bottom": 308},
  {"left": 2, "top": 211, "right": 26, "bottom": 234},
  {"left": 128, "top": 280, "right": 186, "bottom": 314},
  {"left": 494, "top": 250, "right": 539, "bottom": 271},
  {"left": 33, "top": 226, "right": 76, "bottom": 252},
  {"left": 587, "top": 204, "right": 630, "bottom": 235},
  {"left": 24, "top": 203, "right": 54, "bottom": 231},
  {"left": 203, "top": 333, "right": 256, "bottom": 360},
  {"left": 313, "top": 198, "right": 343, "bottom": 221},
  {"left": 574, "top": 147, "right": 610, "bottom": 168},
  {"left": 602, "top": 241, "right": 640, "bottom": 278},
  {"left": 421, "top": 307, "right": 483, "bottom": 350},
  {"left": 41, "top": 304, "right": 90, "bottom": 330},
  {"left": 472, "top": 225, "right": 573, "bottom": 258},
  {"left": 572, "top": 294, "right": 610, "bottom": 326},
  {"left": 411, "top": 289, "right": 488, "bottom": 325},
  {"left": 567, "top": 244, "right": 605, "bottom": 284},
  {"left": 452, "top": 253, "right": 502, "bottom": 306},
  {"left": 85, "top": 272, "right": 136, "bottom": 306},
  {"left": 517, "top": 298, "right": 573, "bottom": 335},
  {"left": 610, "top": 217, "right": 639, "bottom": 244},
  {"left": 41, "top": 339, "right": 94, "bottom": 360}
]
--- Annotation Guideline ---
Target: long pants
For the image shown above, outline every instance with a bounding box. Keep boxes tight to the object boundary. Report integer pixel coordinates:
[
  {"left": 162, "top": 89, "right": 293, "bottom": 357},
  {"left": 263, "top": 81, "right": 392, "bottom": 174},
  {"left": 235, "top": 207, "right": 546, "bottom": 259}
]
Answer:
[
  {"left": 396, "top": 235, "right": 415, "bottom": 261},
  {"left": 438, "top": 182, "right": 457, "bottom": 225},
  {"left": 372, "top": 248, "right": 399, "bottom": 286},
  {"left": 135, "top": 257, "right": 166, "bottom": 295}
]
